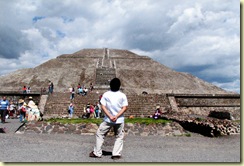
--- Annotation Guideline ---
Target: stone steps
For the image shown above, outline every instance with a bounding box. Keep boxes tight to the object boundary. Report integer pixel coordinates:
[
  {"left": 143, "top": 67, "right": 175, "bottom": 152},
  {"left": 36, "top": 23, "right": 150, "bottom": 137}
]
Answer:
[
  {"left": 95, "top": 48, "right": 116, "bottom": 86},
  {"left": 95, "top": 68, "right": 116, "bottom": 85},
  {"left": 44, "top": 92, "right": 170, "bottom": 118},
  {"left": 44, "top": 92, "right": 102, "bottom": 116}
]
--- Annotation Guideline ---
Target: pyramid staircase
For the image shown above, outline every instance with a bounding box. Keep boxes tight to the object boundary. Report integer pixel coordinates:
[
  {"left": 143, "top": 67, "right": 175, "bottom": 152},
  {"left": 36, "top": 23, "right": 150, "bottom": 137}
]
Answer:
[
  {"left": 95, "top": 48, "right": 116, "bottom": 86},
  {"left": 44, "top": 92, "right": 102, "bottom": 117},
  {"left": 44, "top": 48, "right": 117, "bottom": 117}
]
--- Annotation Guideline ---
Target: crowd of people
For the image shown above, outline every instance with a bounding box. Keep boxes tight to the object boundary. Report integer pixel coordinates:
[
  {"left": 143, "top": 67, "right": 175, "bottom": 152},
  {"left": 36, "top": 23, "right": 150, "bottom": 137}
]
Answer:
[
  {"left": 21, "top": 80, "right": 93, "bottom": 98},
  {"left": 69, "top": 83, "right": 94, "bottom": 100},
  {"left": 66, "top": 82, "right": 103, "bottom": 119},
  {"left": 67, "top": 100, "right": 103, "bottom": 119},
  {"left": 0, "top": 96, "right": 43, "bottom": 123},
  {"left": 80, "top": 102, "right": 103, "bottom": 119},
  {"left": 22, "top": 86, "right": 31, "bottom": 94},
  {"left": 19, "top": 80, "right": 101, "bottom": 120}
]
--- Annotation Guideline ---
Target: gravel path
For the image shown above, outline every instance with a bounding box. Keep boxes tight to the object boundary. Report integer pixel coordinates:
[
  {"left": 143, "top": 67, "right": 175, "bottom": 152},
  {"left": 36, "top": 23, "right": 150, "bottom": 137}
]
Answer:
[{"left": 0, "top": 119, "right": 241, "bottom": 162}]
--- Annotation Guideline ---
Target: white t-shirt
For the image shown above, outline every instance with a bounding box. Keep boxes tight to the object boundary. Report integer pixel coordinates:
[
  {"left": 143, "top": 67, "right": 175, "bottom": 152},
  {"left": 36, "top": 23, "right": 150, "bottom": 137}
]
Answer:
[{"left": 100, "top": 90, "right": 128, "bottom": 124}]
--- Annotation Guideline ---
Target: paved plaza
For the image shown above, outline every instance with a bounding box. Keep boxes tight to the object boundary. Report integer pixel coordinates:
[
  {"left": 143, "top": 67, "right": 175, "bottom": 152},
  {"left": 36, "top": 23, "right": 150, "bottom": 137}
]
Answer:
[{"left": 0, "top": 119, "right": 241, "bottom": 163}]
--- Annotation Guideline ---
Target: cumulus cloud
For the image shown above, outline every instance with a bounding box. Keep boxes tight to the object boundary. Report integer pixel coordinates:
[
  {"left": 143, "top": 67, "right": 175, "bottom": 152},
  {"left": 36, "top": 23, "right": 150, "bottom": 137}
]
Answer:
[
  {"left": 0, "top": 0, "right": 240, "bottom": 93},
  {"left": 0, "top": 25, "right": 31, "bottom": 59}
]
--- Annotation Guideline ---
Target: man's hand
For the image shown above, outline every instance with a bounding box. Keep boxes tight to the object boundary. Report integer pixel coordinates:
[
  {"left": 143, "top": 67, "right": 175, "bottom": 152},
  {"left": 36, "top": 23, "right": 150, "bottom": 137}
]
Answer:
[
  {"left": 110, "top": 116, "right": 117, "bottom": 122},
  {"left": 102, "top": 105, "right": 127, "bottom": 122}
]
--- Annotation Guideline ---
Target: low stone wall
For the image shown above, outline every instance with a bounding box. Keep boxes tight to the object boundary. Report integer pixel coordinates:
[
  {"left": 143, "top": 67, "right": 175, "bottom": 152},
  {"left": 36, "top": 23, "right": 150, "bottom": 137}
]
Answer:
[
  {"left": 18, "top": 121, "right": 187, "bottom": 137},
  {"left": 161, "top": 111, "right": 240, "bottom": 137},
  {"left": 178, "top": 107, "right": 240, "bottom": 120},
  {"left": 175, "top": 95, "right": 240, "bottom": 107}
]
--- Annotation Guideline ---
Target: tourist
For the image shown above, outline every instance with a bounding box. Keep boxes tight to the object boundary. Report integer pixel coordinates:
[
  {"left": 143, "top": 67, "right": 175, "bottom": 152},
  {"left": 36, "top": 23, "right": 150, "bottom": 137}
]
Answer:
[
  {"left": 83, "top": 87, "right": 88, "bottom": 96},
  {"left": 9, "top": 101, "right": 16, "bottom": 119},
  {"left": 94, "top": 102, "right": 101, "bottom": 118},
  {"left": 89, "top": 78, "right": 128, "bottom": 160},
  {"left": 149, "top": 106, "right": 162, "bottom": 119},
  {"left": 70, "top": 87, "right": 75, "bottom": 100},
  {"left": 27, "top": 86, "right": 31, "bottom": 93},
  {"left": 77, "top": 83, "right": 81, "bottom": 91},
  {"left": 28, "top": 96, "right": 35, "bottom": 107},
  {"left": 89, "top": 104, "right": 95, "bottom": 119},
  {"left": 68, "top": 103, "right": 74, "bottom": 119},
  {"left": 48, "top": 81, "right": 54, "bottom": 94},
  {"left": 19, "top": 101, "right": 27, "bottom": 122},
  {"left": 30, "top": 103, "right": 41, "bottom": 121},
  {"left": 23, "top": 86, "right": 27, "bottom": 94},
  {"left": 82, "top": 103, "right": 91, "bottom": 119},
  {"left": 0, "top": 96, "right": 10, "bottom": 123},
  {"left": 90, "top": 83, "right": 94, "bottom": 92},
  {"left": 77, "top": 86, "right": 83, "bottom": 95},
  {"left": 85, "top": 103, "right": 91, "bottom": 118}
]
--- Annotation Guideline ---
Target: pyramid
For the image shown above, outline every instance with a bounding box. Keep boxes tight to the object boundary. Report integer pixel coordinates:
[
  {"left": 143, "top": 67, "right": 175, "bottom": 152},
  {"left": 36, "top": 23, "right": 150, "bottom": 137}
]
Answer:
[{"left": 0, "top": 48, "right": 230, "bottom": 94}]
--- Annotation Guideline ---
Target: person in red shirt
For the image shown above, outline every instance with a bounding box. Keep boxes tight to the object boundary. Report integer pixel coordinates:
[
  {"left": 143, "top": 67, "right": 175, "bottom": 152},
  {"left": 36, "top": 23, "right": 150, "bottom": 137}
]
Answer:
[{"left": 22, "top": 86, "right": 27, "bottom": 94}]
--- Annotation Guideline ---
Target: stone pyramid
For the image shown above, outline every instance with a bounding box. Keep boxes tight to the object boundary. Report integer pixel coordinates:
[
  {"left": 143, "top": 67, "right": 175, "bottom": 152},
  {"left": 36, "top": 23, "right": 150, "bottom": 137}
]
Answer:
[{"left": 0, "top": 48, "right": 229, "bottom": 94}]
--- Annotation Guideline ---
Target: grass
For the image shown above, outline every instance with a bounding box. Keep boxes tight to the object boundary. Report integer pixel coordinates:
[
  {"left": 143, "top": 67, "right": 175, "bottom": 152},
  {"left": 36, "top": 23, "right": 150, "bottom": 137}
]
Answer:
[
  {"left": 195, "top": 117, "right": 204, "bottom": 121},
  {"left": 125, "top": 118, "right": 171, "bottom": 125},
  {"left": 184, "top": 133, "right": 191, "bottom": 137},
  {"left": 45, "top": 117, "right": 172, "bottom": 125},
  {"left": 233, "top": 120, "right": 240, "bottom": 123}
]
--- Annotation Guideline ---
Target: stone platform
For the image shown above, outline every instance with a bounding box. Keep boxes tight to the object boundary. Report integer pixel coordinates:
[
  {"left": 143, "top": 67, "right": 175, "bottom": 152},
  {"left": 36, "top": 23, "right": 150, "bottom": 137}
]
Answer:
[{"left": 17, "top": 120, "right": 188, "bottom": 137}]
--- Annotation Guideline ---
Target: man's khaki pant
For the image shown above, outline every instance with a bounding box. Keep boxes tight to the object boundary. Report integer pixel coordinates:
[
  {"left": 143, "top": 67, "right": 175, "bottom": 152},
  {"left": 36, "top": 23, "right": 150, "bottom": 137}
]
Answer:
[{"left": 93, "top": 121, "right": 124, "bottom": 157}]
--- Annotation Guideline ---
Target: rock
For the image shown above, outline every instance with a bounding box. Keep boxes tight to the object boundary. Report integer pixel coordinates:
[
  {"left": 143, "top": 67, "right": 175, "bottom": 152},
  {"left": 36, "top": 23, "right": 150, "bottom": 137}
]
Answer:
[
  {"left": 15, "top": 131, "right": 24, "bottom": 134},
  {"left": 173, "top": 130, "right": 182, "bottom": 136}
]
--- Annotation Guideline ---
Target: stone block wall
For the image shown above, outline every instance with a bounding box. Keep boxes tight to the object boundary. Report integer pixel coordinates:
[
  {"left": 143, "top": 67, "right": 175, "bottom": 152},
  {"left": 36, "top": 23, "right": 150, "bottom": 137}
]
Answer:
[
  {"left": 174, "top": 95, "right": 240, "bottom": 120},
  {"left": 178, "top": 107, "right": 240, "bottom": 120},
  {"left": 44, "top": 92, "right": 170, "bottom": 118},
  {"left": 175, "top": 96, "right": 240, "bottom": 107},
  {"left": 125, "top": 94, "right": 169, "bottom": 117}
]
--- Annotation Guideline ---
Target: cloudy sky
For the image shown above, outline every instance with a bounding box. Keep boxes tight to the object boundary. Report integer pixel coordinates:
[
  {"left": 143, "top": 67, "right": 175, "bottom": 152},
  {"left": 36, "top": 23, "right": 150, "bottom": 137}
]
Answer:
[{"left": 0, "top": 0, "right": 240, "bottom": 93}]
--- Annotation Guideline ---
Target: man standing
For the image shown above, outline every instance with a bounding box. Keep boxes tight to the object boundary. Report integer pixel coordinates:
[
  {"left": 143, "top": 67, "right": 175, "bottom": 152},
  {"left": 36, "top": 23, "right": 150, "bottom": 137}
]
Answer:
[
  {"left": 48, "top": 81, "right": 54, "bottom": 94},
  {"left": 89, "top": 78, "right": 128, "bottom": 160},
  {"left": 0, "top": 96, "right": 10, "bottom": 123}
]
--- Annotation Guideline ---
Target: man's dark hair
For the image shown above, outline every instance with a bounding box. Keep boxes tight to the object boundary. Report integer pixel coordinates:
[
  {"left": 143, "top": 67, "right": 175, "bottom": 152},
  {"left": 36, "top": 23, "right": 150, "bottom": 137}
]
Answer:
[{"left": 110, "top": 78, "right": 121, "bottom": 92}]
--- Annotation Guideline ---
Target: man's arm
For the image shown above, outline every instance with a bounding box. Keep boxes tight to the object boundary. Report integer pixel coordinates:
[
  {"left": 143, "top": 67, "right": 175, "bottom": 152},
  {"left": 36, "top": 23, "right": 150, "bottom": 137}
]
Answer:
[
  {"left": 101, "top": 105, "right": 113, "bottom": 120},
  {"left": 101, "top": 105, "right": 127, "bottom": 122},
  {"left": 115, "top": 106, "right": 127, "bottom": 119}
]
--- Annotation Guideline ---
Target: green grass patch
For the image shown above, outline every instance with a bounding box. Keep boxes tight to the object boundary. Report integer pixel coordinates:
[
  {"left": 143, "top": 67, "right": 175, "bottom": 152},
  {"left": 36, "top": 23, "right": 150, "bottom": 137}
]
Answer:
[
  {"left": 196, "top": 117, "right": 204, "bottom": 121},
  {"left": 233, "top": 120, "right": 240, "bottom": 123},
  {"left": 45, "top": 117, "right": 171, "bottom": 125},
  {"left": 125, "top": 118, "right": 171, "bottom": 125},
  {"left": 184, "top": 133, "right": 191, "bottom": 137}
]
